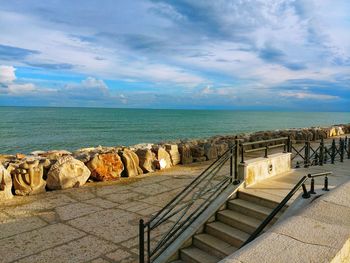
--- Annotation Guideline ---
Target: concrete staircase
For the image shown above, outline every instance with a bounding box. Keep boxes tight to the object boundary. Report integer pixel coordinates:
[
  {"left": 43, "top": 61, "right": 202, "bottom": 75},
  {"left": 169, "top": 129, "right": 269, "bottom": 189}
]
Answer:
[{"left": 171, "top": 191, "right": 285, "bottom": 263}]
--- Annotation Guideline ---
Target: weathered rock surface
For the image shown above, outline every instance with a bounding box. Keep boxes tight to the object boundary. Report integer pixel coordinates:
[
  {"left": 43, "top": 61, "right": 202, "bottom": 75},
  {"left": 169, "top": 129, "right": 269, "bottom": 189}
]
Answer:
[
  {"left": 152, "top": 146, "right": 172, "bottom": 169},
  {"left": 46, "top": 156, "right": 91, "bottom": 190},
  {"left": 0, "top": 164, "right": 13, "bottom": 200},
  {"left": 87, "top": 153, "right": 124, "bottom": 181},
  {"left": 204, "top": 143, "right": 218, "bottom": 160},
  {"left": 119, "top": 149, "right": 143, "bottom": 177},
  {"left": 165, "top": 144, "right": 181, "bottom": 165},
  {"left": 178, "top": 144, "right": 193, "bottom": 164},
  {"left": 9, "top": 159, "right": 47, "bottom": 196},
  {"left": 135, "top": 148, "right": 155, "bottom": 173}
]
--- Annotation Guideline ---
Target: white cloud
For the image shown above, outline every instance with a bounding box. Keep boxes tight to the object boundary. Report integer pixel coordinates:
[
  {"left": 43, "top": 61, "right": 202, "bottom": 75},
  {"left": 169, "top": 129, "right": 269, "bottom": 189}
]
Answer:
[
  {"left": 280, "top": 91, "right": 339, "bottom": 100},
  {"left": 0, "top": 65, "right": 16, "bottom": 83}
]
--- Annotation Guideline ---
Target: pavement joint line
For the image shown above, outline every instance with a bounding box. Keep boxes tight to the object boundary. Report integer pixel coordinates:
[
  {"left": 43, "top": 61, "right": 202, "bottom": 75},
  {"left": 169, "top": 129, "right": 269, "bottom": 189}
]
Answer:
[
  {"left": 275, "top": 232, "right": 336, "bottom": 250},
  {"left": 6, "top": 229, "right": 89, "bottom": 263}
]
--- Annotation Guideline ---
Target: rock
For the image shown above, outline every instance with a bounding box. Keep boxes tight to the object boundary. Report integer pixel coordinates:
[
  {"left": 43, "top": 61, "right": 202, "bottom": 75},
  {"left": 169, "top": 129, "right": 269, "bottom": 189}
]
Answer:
[
  {"left": 0, "top": 164, "right": 13, "bottom": 200},
  {"left": 165, "top": 144, "right": 181, "bottom": 165},
  {"left": 119, "top": 149, "right": 143, "bottom": 177},
  {"left": 46, "top": 156, "right": 91, "bottom": 190},
  {"left": 178, "top": 144, "right": 193, "bottom": 164},
  {"left": 190, "top": 145, "right": 205, "bottom": 158},
  {"left": 216, "top": 143, "right": 229, "bottom": 157},
  {"left": 135, "top": 148, "right": 155, "bottom": 173},
  {"left": 16, "top": 153, "right": 26, "bottom": 159},
  {"left": 152, "top": 146, "right": 172, "bottom": 169},
  {"left": 39, "top": 150, "right": 72, "bottom": 160},
  {"left": 204, "top": 143, "right": 218, "bottom": 160},
  {"left": 87, "top": 153, "right": 124, "bottom": 181},
  {"left": 10, "top": 159, "right": 46, "bottom": 196}
]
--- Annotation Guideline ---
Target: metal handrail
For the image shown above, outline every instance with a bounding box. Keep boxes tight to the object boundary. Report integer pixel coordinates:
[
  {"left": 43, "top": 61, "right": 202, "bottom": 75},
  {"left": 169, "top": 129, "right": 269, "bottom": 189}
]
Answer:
[
  {"left": 241, "top": 171, "right": 332, "bottom": 247},
  {"left": 240, "top": 137, "right": 290, "bottom": 162},
  {"left": 139, "top": 143, "right": 240, "bottom": 263}
]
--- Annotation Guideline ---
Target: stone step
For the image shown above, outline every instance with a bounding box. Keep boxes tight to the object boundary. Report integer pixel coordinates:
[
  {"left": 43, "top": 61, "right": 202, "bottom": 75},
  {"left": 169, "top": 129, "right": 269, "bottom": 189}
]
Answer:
[
  {"left": 180, "top": 247, "right": 220, "bottom": 263},
  {"left": 205, "top": 221, "right": 249, "bottom": 248},
  {"left": 193, "top": 233, "right": 238, "bottom": 259},
  {"left": 217, "top": 209, "right": 261, "bottom": 234},
  {"left": 237, "top": 191, "right": 283, "bottom": 210},
  {"left": 228, "top": 198, "right": 279, "bottom": 221}
]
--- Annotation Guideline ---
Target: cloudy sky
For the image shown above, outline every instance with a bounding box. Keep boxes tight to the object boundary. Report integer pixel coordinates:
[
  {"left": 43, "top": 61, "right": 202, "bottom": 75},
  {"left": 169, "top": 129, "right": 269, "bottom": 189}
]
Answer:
[{"left": 0, "top": 0, "right": 349, "bottom": 110}]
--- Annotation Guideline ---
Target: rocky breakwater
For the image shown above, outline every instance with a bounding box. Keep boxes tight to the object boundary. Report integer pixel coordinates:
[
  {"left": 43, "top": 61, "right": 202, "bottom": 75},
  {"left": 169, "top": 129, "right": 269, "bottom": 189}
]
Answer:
[{"left": 0, "top": 124, "right": 349, "bottom": 200}]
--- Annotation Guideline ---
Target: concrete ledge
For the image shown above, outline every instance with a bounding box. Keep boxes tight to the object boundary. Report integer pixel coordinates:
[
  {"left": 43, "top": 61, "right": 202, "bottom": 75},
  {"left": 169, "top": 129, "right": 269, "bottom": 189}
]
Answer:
[
  {"left": 239, "top": 153, "right": 291, "bottom": 187},
  {"left": 220, "top": 180, "right": 350, "bottom": 263}
]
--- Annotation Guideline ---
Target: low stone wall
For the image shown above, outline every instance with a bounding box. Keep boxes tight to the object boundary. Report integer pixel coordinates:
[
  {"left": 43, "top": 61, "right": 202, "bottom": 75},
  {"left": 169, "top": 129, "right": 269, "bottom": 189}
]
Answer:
[
  {"left": 220, "top": 180, "right": 350, "bottom": 263},
  {"left": 0, "top": 123, "right": 349, "bottom": 200},
  {"left": 239, "top": 153, "right": 291, "bottom": 186}
]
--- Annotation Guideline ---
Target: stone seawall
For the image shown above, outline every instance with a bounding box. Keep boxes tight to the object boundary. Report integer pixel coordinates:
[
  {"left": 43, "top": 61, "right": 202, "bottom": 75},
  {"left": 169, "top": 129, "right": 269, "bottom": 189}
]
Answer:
[{"left": 1, "top": 123, "right": 349, "bottom": 200}]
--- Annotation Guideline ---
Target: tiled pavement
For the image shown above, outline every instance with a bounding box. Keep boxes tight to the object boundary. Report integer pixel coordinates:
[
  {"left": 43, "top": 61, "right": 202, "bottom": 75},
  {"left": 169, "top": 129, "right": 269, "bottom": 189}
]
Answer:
[{"left": 0, "top": 163, "right": 207, "bottom": 263}]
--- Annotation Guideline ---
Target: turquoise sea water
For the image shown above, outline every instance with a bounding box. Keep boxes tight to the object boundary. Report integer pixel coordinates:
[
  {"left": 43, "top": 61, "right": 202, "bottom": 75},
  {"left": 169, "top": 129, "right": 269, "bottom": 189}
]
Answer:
[{"left": 0, "top": 107, "right": 349, "bottom": 154}]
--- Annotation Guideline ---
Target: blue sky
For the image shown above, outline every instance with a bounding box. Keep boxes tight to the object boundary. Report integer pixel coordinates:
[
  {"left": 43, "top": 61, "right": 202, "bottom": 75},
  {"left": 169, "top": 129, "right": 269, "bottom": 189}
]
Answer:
[{"left": 0, "top": 0, "right": 349, "bottom": 110}]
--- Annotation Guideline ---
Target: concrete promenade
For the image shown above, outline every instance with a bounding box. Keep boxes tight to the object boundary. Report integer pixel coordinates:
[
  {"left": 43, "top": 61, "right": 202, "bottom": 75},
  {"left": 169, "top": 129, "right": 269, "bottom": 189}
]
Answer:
[{"left": 0, "top": 154, "right": 349, "bottom": 262}]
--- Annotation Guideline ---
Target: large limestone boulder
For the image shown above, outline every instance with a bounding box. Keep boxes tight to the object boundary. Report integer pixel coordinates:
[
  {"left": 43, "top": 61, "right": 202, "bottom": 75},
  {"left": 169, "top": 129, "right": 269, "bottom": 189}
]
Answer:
[
  {"left": 178, "top": 144, "right": 193, "bottom": 164},
  {"left": 39, "top": 150, "right": 72, "bottom": 161},
  {"left": 0, "top": 164, "right": 13, "bottom": 200},
  {"left": 87, "top": 152, "right": 124, "bottom": 181},
  {"left": 46, "top": 156, "right": 91, "bottom": 190},
  {"left": 119, "top": 149, "right": 143, "bottom": 177},
  {"left": 10, "top": 159, "right": 46, "bottom": 196},
  {"left": 204, "top": 143, "right": 218, "bottom": 160},
  {"left": 152, "top": 146, "right": 172, "bottom": 169},
  {"left": 165, "top": 144, "right": 181, "bottom": 165},
  {"left": 135, "top": 148, "right": 155, "bottom": 173}
]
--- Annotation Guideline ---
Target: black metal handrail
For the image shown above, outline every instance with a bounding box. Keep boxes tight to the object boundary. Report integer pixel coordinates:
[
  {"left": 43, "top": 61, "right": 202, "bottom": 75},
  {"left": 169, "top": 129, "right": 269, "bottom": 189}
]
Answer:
[
  {"left": 139, "top": 142, "right": 240, "bottom": 263},
  {"left": 241, "top": 171, "right": 333, "bottom": 247},
  {"left": 240, "top": 137, "right": 290, "bottom": 163},
  {"left": 292, "top": 137, "right": 350, "bottom": 168}
]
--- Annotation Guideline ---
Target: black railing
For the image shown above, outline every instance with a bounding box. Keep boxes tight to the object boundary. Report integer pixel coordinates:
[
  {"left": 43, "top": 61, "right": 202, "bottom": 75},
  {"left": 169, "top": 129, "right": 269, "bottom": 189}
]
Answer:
[
  {"left": 292, "top": 136, "right": 350, "bottom": 168},
  {"left": 241, "top": 171, "right": 333, "bottom": 247},
  {"left": 139, "top": 142, "right": 241, "bottom": 263}
]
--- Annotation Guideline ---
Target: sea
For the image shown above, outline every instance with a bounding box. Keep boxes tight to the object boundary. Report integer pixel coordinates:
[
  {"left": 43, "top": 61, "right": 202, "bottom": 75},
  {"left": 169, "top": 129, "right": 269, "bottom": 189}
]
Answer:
[{"left": 0, "top": 107, "right": 349, "bottom": 154}]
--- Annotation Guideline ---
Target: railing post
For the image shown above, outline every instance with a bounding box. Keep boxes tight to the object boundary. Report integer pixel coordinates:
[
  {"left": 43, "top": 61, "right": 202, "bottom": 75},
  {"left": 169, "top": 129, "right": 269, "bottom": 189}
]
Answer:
[
  {"left": 240, "top": 143, "right": 244, "bottom": 163},
  {"left": 264, "top": 146, "right": 268, "bottom": 158},
  {"left": 322, "top": 176, "right": 329, "bottom": 191},
  {"left": 287, "top": 135, "right": 292, "bottom": 153},
  {"left": 302, "top": 183, "right": 310, "bottom": 198},
  {"left": 139, "top": 219, "right": 145, "bottom": 263},
  {"left": 347, "top": 137, "right": 350, "bottom": 159},
  {"left": 319, "top": 138, "right": 324, "bottom": 166},
  {"left": 234, "top": 138, "right": 240, "bottom": 185},
  {"left": 331, "top": 139, "right": 336, "bottom": 164},
  {"left": 304, "top": 140, "right": 310, "bottom": 168},
  {"left": 309, "top": 177, "right": 316, "bottom": 194},
  {"left": 230, "top": 146, "right": 233, "bottom": 183},
  {"left": 340, "top": 138, "right": 344, "bottom": 162},
  {"left": 147, "top": 223, "right": 151, "bottom": 263}
]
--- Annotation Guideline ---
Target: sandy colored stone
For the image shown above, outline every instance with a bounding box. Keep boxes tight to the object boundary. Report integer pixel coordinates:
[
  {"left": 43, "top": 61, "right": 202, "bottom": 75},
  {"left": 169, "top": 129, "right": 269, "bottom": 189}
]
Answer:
[
  {"left": 11, "top": 159, "right": 46, "bottom": 196},
  {"left": 0, "top": 163, "right": 13, "bottom": 200},
  {"left": 204, "top": 143, "right": 218, "bottom": 160},
  {"left": 106, "top": 249, "right": 134, "bottom": 262},
  {"left": 165, "top": 144, "right": 181, "bottom": 165},
  {"left": 178, "top": 144, "right": 193, "bottom": 164},
  {"left": 47, "top": 155, "right": 91, "bottom": 190},
  {"left": 135, "top": 148, "right": 155, "bottom": 173},
  {"left": 153, "top": 146, "right": 172, "bottom": 169},
  {"left": 119, "top": 148, "right": 143, "bottom": 177},
  {"left": 87, "top": 153, "right": 124, "bottom": 181}
]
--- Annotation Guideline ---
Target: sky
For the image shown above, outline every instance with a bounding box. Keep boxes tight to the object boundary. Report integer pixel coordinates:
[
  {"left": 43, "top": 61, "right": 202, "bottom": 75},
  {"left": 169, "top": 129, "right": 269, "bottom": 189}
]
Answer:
[{"left": 0, "top": 0, "right": 349, "bottom": 110}]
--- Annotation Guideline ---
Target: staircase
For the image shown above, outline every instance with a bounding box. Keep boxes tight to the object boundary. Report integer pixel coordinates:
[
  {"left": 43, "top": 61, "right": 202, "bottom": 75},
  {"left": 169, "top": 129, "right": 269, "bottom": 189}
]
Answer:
[{"left": 171, "top": 191, "right": 286, "bottom": 263}]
